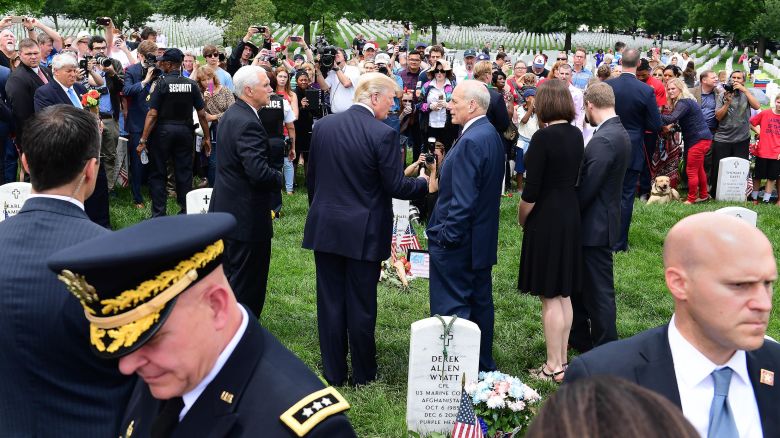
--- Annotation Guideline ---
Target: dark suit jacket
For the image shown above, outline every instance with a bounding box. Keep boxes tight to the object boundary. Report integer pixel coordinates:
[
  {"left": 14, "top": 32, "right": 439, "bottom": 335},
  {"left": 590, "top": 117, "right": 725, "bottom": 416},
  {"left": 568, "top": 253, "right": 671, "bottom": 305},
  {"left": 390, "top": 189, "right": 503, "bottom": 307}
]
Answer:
[
  {"left": 606, "top": 73, "right": 662, "bottom": 171},
  {"left": 485, "top": 86, "right": 510, "bottom": 137},
  {"left": 427, "top": 116, "right": 504, "bottom": 269},
  {"left": 565, "top": 324, "right": 780, "bottom": 437},
  {"left": 33, "top": 80, "right": 87, "bottom": 112},
  {"left": 5, "top": 64, "right": 52, "bottom": 137},
  {"left": 578, "top": 117, "right": 631, "bottom": 247},
  {"left": 209, "top": 99, "right": 282, "bottom": 242},
  {"left": 122, "top": 62, "right": 152, "bottom": 134},
  {"left": 0, "top": 197, "right": 135, "bottom": 437},
  {"left": 118, "top": 313, "right": 356, "bottom": 438},
  {"left": 303, "top": 105, "right": 427, "bottom": 262}
]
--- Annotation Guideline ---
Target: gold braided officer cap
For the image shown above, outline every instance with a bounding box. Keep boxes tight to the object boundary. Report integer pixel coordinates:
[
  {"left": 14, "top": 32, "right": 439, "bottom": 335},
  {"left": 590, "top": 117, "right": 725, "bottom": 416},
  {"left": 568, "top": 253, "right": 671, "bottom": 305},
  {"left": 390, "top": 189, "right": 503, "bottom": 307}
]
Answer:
[{"left": 47, "top": 213, "right": 236, "bottom": 359}]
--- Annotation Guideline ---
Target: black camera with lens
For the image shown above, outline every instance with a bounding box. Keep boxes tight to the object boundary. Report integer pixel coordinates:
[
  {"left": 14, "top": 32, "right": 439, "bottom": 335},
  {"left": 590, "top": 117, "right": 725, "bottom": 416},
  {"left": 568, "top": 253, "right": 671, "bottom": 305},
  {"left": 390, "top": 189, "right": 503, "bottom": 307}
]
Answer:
[
  {"left": 318, "top": 46, "right": 337, "bottom": 76},
  {"left": 669, "top": 123, "right": 681, "bottom": 134},
  {"left": 79, "top": 55, "right": 93, "bottom": 71},
  {"left": 723, "top": 82, "right": 736, "bottom": 93},
  {"left": 142, "top": 55, "right": 162, "bottom": 79},
  {"left": 378, "top": 65, "right": 389, "bottom": 75},
  {"left": 314, "top": 35, "right": 330, "bottom": 54},
  {"left": 421, "top": 137, "right": 436, "bottom": 168},
  {"left": 95, "top": 55, "right": 113, "bottom": 68}
]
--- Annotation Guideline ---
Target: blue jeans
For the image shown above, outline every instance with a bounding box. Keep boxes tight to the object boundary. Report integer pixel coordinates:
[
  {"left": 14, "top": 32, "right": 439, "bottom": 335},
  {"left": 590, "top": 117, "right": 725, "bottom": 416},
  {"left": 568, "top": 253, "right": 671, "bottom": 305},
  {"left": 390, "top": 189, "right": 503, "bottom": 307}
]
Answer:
[
  {"left": 127, "top": 132, "right": 148, "bottom": 204},
  {"left": 283, "top": 156, "right": 294, "bottom": 193}
]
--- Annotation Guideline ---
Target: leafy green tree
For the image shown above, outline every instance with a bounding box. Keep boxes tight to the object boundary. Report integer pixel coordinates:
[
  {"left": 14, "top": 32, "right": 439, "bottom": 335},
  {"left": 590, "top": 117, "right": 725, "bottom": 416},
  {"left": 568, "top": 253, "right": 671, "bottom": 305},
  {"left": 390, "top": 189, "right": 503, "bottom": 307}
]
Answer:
[
  {"left": 641, "top": 0, "right": 688, "bottom": 36},
  {"left": 379, "top": 0, "right": 491, "bottom": 45},
  {"left": 272, "top": 0, "right": 361, "bottom": 46},
  {"left": 504, "top": 0, "right": 602, "bottom": 51},
  {"left": 224, "top": 0, "right": 276, "bottom": 45},
  {"left": 750, "top": 0, "right": 779, "bottom": 55}
]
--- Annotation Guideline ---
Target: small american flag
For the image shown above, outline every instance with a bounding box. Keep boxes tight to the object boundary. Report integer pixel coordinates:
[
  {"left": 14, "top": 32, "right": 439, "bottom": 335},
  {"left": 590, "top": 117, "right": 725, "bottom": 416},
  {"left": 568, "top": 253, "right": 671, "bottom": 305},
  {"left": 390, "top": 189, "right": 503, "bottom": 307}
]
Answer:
[
  {"left": 451, "top": 390, "right": 483, "bottom": 438},
  {"left": 391, "top": 222, "right": 420, "bottom": 253}
]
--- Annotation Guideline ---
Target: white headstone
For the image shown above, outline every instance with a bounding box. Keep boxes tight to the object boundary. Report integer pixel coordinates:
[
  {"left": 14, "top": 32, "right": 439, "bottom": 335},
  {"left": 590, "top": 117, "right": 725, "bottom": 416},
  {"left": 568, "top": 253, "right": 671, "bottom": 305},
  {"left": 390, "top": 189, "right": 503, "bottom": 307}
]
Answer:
[
  {"left": 716, "top": 206, "right": 757, "bottom": 226},
  {"left": 715, "top": 157, "right": 750, "bottom": 202},
  {"left": 392, "top": 198, "right": 410, "bottom": 250},
  {"left": 406, "top": 316, "right": 480, "bottom": 435},
  {"left": 0, "top": 182, "right": 32, "bottom": 222},
  {"left": 186, "top": 188, "right": 213, "bottom": 214}
]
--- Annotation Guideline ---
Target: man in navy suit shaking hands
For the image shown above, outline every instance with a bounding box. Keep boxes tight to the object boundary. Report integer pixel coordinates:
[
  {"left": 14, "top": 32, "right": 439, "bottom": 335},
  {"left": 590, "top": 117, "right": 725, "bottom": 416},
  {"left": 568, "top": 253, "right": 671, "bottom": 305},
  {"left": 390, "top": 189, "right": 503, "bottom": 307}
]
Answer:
[
  {"left": 303, "top": 73, "right": 430, "bottom": 386},
  {"left": 427, "top": 80, "right": 505, "bottom": 372}
]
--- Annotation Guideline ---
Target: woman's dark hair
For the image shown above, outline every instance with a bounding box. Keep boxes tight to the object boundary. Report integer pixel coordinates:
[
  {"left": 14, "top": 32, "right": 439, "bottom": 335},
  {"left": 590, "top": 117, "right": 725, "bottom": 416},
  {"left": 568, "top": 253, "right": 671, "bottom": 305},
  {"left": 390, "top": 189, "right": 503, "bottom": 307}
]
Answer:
[
  {"left": 426, "top": 61, "right": 454, "bottom": 81},
  {"left": 491, "top": 70, "right": 507, "bottom": 86},
  {"left": 526, "top": 376, "right": 699, "bottom": 438},
  {"left": 664, "top": 65, "right": 682, "bottom": 77},
  {"left": 535, "top": 79, "right": 575, "bottom": 125},
  {"left": 20, "top": 105, "right": 101, "bottom": 191},
  {"left": 683, "top": 60, "right": 696, "bottom": 79}
]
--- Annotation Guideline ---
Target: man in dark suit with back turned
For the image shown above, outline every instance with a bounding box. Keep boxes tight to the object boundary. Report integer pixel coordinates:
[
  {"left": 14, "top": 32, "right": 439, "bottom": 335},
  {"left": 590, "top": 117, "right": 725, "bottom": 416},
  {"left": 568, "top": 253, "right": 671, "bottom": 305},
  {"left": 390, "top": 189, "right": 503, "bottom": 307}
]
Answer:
[
  {"left": 303, "top": 73, "right": 429, "bottom": 386},
  {"left": 209, "top": 66, "right": 282, "bottom": 318},
  {"left": 566, "top": 213, "right": 780, "bottom": 437},
  {"left": 34, "top": 52, "right": 111, "bottom": 228},
  {"left": 427, "top": 80, "right": 505, "bottom": 372},
  {"left": 0, "top": 105, "right": 134, "bottom": 437},
  {"left": 569, "top": 82, "right": 631, "bottom": 353},
  {"left": 606, "top": 48, "right": 661, "bottom": 252}
]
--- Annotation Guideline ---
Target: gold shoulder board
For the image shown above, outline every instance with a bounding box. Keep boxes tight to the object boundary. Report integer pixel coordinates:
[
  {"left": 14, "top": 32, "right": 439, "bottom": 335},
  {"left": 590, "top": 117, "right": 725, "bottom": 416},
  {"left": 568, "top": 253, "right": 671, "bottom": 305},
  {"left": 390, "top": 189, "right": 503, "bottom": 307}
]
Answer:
[{"left": 279, "top": 387, "right": 350, "bottom": 436}]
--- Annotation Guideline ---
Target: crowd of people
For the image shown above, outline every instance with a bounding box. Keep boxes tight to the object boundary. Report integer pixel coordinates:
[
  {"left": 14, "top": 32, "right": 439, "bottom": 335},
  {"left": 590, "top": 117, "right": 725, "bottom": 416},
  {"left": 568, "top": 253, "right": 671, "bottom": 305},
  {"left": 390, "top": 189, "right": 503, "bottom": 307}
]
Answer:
[{"left": 0, "top": 14, "right": 778, "bottom": 437}]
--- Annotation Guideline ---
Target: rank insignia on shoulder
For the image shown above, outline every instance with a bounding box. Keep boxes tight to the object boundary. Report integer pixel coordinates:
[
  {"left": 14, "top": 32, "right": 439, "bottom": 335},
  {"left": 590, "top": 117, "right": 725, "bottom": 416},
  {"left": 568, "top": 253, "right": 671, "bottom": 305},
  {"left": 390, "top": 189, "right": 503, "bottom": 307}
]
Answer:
[{"left": 280, "top": 387, "right": 350, "bottom": 436}]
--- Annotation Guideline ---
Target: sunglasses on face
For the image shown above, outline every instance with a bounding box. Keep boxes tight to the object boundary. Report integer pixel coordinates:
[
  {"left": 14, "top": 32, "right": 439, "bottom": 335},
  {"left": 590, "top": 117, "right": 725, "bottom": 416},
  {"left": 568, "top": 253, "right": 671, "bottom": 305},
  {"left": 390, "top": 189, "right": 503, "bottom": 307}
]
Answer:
[
  {"left": 64, "top": 44, "right": 72, "bottom": 48},
  {"left": 433, "top": 69, "right": 445, "bottom": 74},
  {"left": 205, "top": 53, "right": 220, "bottom": 58},
  {"left": 557, "top": 58, "right": 567, "bottom": 61},
  {"left": 402, "top": 99, "right": 413, "bottom": 103}
]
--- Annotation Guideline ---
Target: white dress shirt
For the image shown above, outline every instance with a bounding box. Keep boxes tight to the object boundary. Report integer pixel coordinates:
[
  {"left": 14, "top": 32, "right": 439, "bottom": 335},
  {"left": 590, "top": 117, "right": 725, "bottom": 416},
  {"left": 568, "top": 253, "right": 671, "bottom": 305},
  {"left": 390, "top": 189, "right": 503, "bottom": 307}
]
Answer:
[
  {"left": 179, "top": 304, "right": 249, "bottom": 421},
  {"left": 461, "top": 114, "right": 486, "bottom": 135},
  {"left": 569, "top": 83, "right": 584, "bottom": 131},
  {"left": 354, "top": 102, "right": 375, "bottom": 117},
  {"left": 668, "top": 315, "right": 762, "bottom": 437}
]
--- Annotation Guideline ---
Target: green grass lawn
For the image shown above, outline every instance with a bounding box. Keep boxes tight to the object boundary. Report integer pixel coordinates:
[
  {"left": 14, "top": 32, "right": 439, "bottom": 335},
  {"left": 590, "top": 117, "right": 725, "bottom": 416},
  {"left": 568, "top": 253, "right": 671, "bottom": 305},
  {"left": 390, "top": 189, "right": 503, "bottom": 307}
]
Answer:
[{"left": 109, "top": 183, "right": 780, "bottom": 437}]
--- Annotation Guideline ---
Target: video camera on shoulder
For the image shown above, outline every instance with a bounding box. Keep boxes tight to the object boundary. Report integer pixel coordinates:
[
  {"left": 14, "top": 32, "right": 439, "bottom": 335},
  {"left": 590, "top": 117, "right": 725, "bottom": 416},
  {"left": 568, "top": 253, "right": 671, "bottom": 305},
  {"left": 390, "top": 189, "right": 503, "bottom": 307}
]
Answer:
[{"left": 318, "top": 46, "right": 338, "bottom": 76}]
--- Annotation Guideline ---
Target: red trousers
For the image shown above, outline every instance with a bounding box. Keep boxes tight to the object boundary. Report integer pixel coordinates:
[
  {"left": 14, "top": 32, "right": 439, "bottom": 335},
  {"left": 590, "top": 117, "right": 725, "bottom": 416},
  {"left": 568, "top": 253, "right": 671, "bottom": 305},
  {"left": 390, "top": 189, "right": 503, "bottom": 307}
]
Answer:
[{"left": 686, "top": 139, "right": 711, "bottom": 202}]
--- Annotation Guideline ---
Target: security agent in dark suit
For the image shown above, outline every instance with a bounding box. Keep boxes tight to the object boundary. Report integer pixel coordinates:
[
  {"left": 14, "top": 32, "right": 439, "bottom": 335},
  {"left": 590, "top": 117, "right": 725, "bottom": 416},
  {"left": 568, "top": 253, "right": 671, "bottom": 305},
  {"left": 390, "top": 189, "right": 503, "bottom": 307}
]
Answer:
[
  {"left": 47, "top": 213, "right": 356, "bottom": 438},
  {"left": 33, "top": 52, "right": 111, "bottom": 228},
  {"left": 569, "top": 83, "right": 631, "bottom": 353},
  {"left": 5, "top": 38, "right": 51, "bottom": 180},
  {"left": 605, "top": 49, "right": 661, "bottom": 252},
  {"left": 137, "top": 48, "right": 211, "bottom": 217},
  {"left": 303, "top": 73, "right": 429, "bottom": 386},
  {"left": 209, "top": 66, "right": 283, "bottom": 318},
  {"left": 566, "top": 213, "right": 780, "bottom": 437},
  {"left": 0, "top": 105, "right": 134, "bottom": 437},
  {"left": 427, "top": 80, "right": 505, "bottom": 372}
]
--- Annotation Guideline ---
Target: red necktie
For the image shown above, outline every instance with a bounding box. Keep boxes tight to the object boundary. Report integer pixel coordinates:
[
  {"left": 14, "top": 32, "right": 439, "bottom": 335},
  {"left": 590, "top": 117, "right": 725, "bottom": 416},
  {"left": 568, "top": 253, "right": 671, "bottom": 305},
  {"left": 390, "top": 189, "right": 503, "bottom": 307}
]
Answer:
[{"left": 37, "top": 68, "right": 48, "bottom": 84}]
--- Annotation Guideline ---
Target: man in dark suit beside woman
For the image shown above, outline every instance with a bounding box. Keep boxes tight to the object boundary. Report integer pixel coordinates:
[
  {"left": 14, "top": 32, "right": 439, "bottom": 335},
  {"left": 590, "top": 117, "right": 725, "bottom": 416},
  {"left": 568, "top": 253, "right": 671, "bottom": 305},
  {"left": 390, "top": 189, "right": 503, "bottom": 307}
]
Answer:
[
  {"left": 566, "top": 213, "right": 780, "bottom": 438},
  {"left": 209, "top": 65, "right": 282, "bottom": 318},
  {"left": 606, "top": 48, "right": 662, "bottom": 252},
  {"left": 569, "top": 82, "right": 631, "bottom": 353},
  {"left": 427, "top": 80, "right": 505, "bottom": 372},
  {"left": 0, "top": 105, "right": 134, "bottom": 437},
  {"left": 303, "top": 73, "right": 430, "bottom": 386}
]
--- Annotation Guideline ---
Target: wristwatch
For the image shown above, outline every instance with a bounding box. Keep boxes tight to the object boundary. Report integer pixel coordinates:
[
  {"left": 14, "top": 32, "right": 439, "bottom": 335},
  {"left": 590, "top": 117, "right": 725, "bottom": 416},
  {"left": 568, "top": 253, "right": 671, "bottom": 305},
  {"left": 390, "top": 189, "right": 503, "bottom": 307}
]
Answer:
[{"left": 139, "top": 138, "right": 147, "bottom": 144}]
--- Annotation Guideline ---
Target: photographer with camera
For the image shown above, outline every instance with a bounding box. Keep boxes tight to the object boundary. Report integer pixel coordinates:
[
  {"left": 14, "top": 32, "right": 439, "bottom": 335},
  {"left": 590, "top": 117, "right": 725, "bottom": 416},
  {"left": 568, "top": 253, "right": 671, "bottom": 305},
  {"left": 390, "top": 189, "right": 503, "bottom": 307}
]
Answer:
[
  {"left": 227, "top": 26, "right": 261, "bottom": 76},
  {"left": 404, "top": 139, "right": 443, "bottom": 222},
  {"left": 122, "top": 40, "right": 158, "bottom": 208},
  {"left": 314, "top": 47, "right": 359, "bottom": 114},
  {"left": 709, "top": 70, "right": 760, "bottom": 198},
  {"left": 88, "top": 35, "right": 124, "bottom": 193},
  {"left": 101, "top": 18, "right": 136, "bottom": 69}
]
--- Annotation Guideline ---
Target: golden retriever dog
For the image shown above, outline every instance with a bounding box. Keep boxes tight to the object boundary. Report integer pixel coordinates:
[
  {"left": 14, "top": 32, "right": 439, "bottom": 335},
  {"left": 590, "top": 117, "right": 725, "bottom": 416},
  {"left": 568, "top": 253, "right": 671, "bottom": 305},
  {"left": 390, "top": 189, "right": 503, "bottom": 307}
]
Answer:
[{"left": 646, "top": 175, "right": 680, "bottom": 205}]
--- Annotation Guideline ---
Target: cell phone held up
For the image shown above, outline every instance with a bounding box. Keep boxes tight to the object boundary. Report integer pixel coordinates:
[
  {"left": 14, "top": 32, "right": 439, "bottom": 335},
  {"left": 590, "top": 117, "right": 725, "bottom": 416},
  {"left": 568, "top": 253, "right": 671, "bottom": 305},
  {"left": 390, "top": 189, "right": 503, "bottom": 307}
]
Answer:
[
  {"left": 96, "top": 17, "right": 111, "bottom": 26},
  {"left": 10, "top": 16, "right": 24, "bottom": 24},
  {"left": 290, "top": 36, "right": 302, "bottom": 43},
  {"left": 252, "top": 25, "right": 267, "bottom": 34}
]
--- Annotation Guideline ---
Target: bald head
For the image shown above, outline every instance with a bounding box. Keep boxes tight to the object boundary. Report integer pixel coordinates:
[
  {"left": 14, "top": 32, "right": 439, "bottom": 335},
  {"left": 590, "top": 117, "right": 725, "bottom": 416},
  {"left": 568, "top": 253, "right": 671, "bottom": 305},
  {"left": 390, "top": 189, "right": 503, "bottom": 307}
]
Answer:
[
  {"left": 663, "top": 213, "right": 773, "bottom": 271},
  {"left": 663, "top": 213, "right": 775, "bottom": 364}
]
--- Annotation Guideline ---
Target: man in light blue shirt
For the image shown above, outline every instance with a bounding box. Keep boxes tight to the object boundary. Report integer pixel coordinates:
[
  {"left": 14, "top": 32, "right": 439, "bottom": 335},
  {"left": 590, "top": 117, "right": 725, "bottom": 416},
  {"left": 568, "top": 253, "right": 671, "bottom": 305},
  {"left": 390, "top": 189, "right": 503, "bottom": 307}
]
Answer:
[{"left": 571, "top": 47, "right": 592, "bottom": 90}]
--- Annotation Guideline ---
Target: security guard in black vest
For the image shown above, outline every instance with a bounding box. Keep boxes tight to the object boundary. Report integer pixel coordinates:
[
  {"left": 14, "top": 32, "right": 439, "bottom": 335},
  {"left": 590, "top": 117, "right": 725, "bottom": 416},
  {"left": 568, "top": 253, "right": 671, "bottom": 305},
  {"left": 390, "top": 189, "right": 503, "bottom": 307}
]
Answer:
[
  {"left": 137, "top": 48, "right": 211, "bottom": 217},
  {"left": 259, "top": 88, "right": 295, "bottom": 217}
]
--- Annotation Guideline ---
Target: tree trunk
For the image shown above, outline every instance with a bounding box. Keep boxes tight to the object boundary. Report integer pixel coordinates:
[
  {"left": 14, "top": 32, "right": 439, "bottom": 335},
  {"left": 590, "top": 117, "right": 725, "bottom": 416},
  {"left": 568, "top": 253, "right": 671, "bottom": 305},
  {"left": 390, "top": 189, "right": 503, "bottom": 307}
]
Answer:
[
  {"left": 304, "top": 20, "right": 311, "bottom": 44},
  {"left": 691, "top": 27, "right": 698, "bottom": 42},
  {"left": 431, "top": 23, "right": 437, "bottom": 45},
  {"left": 757, "top": 36, "right": 767, "bottom": 57},
  {"left": 564, "top": 31, "right": 572, "bottom": 52}
]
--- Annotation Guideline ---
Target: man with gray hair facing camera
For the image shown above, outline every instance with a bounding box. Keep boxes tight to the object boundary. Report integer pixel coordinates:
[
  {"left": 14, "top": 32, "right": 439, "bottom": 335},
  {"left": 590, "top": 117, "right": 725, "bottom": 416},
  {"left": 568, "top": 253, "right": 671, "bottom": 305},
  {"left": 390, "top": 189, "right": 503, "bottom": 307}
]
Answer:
[
  {"left": 303, "top": 72, "right": 431, "bottom": 387},
  {"left": 427, "top": 80, "right": 505, "bottom": 372}
]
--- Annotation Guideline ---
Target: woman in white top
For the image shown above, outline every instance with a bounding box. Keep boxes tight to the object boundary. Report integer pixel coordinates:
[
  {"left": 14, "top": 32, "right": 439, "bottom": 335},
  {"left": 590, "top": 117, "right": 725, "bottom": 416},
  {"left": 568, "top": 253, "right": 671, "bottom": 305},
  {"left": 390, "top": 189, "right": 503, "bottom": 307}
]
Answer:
[{"left": 417, "top": 60, "right": 457, "bottom": 150}]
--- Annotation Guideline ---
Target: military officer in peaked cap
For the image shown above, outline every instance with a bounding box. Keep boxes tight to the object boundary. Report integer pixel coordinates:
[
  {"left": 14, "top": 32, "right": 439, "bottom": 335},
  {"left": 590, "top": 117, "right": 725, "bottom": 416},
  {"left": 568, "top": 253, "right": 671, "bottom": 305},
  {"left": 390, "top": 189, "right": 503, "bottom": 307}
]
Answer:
[{"left": 47, "top": 213, "right": 356, "bottom": 438}]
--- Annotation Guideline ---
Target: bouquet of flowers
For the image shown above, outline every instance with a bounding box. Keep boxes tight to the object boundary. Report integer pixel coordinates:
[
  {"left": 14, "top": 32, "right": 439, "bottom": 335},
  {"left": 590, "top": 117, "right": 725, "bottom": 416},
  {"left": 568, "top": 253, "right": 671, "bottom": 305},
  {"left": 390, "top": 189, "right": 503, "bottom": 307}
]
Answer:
[
  {"left": 80, "top": 89, "right": 101, "bottom": 113},
  {"left": 464, "top": 371, "right": 541, "bottom": 437}
]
